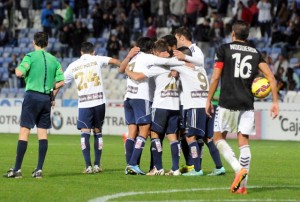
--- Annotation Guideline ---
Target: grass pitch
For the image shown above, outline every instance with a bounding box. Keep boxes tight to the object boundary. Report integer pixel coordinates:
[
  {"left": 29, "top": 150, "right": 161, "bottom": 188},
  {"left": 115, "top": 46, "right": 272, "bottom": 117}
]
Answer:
[{"left": 0, "top": 133, "right": 300, "bottom": 202}]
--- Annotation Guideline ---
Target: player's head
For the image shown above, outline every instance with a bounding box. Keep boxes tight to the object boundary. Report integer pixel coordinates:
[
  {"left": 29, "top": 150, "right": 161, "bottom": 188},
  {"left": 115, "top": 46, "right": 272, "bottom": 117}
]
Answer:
[
  {"left": 81, "top": 42, "right": 95, "bottom": 55},
  {"left": 153, "top": 40, "right": 169, "bottom": 56},
  {"left": 177, "top": 46, "right": 192, "bottom": 57},
  {"left": 136, "top": 37, "right": 155, "bottom": 54},
  {"left": 161, "top": 34, "right": 177, "bottom": 56},
  {"left": 33, "top": 32, "right": 48, "bottom": 48},
  {"left": 232, "top": 20, "right": 249, "bottom": 41},
  {"left": 174, "top": 27, "right": 192, "bottom": 47},
  {"left": 161, "top": 35, "right": 177, "bottom": 50}
]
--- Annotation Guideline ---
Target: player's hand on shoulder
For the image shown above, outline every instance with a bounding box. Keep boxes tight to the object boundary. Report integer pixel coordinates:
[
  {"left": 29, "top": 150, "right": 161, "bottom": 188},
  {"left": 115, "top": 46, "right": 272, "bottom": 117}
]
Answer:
[
  {"left": 158, "top": 51, "right": 170, "bottom": 58},
  {"left": 173, "top": 50, "right": 185, "bottom": 60},
  {"left": 127, "top": 46, "right": 140, "bottom": 58}
]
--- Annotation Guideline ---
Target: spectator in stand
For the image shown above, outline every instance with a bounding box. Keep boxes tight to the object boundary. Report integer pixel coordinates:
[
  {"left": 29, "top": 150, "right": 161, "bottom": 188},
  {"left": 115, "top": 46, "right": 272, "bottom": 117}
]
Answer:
[
  {"left": 71, "top": 20, "right": 89, "bottom": 57},
  {"left": 274, "top": 53, "right": 289, "bottom": 75},
  {"left": 106, "top": 33, "right": 121, "bottom": 58},
  {"left": 283, "top": 67, "right": 300, "bottom": 90},
  {"left": 91, "top": 3, "right": 103, "bottom": 38},
  {"left": 166, "top": 14, "right": 181, "bottom": 33},
  {"left": 74, "top": 0, "right": 89, "bottom": 19},
  {"left": 288, "top": 0, "right": 300, "bottom": 22},
  {"left": 186, "top": 0, "right": 201, "bottom": 28},
  {"left": 0, "top": 24, "right": 10, "bottom": 46},
  {"left": 20, "top": 0, "right": 31, "bottom": 27},
  {"left": 198, "top": 0, "right": 208, "bottom": 17},
  {"left": 41, "top": 1, "right": 54, "bottom": 37},
  {"left": 193, "top": 17, "right": 212, "bottom": 57},
  {"left": 270, "top": 24, "right": 285, "bottom": 46},
  {"left": 155, "top": 0, "right": 170, "bottom": 27},
  {"left": 113, "top": 1, "right": 126, "bottom": 18},
  {"left": 0, "top": 1, "right": 5, "bottom": 26},
  {"left": 3, "top": 0, "right": 13, "bottom": 29},
  {"left": 32, "top": 0, "right": 42, "bottom": 10},
  {"left": 169, "top": 0, "right": 186, "bottom": 23},
  {"left": 217, "top": 0, "right": 229, "bottom": 17},
  {"left": 63, "top": 1, "right": 74, "bottom": 25},
  {"left": 145, "top": 16, "right": 157, "bottom": 38},
  {"left": 257, "top": 0, "right": 272, "bottom": 38},
  {"left": 128, "top": 3, "right": 144, "bottom": 42},
  {"left": 283, "top": 20, "right": 299, "bottom": 51},
  {"left": 58, "top": 24, "right": 72, "bottom": 58},
  {"left": 8, "top": 54, "right": 19, "bottom": 89},
  {"left": 248, "top": 0, "right": 259, "bottom": 26},
  {"left": 235, "top": 1, "right": 253, "bottom": 26},
  {"left": 116, "top": 24, "right": 131, "bottom": 49},
  {"left": 261, "top": 50, "right": 274, "bottom": 73},
  {"left": 209, "top": 19, "right": 225, "bottom": 48},
  {"left": 276, "top": 0, "right": 289, "bottom": 26}
]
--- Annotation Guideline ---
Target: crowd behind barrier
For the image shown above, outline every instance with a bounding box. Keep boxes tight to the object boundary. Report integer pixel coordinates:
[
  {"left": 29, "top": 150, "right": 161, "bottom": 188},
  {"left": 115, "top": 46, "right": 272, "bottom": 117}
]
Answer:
[{"left": 0, "top": 0, "right": 300, "bottom": 101}]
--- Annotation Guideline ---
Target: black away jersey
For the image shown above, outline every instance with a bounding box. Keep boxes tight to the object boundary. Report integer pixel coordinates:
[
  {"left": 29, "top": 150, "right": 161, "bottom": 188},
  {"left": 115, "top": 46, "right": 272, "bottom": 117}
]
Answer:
[{"left": 215, "top": 41, "right": 266, "bottom": 110}]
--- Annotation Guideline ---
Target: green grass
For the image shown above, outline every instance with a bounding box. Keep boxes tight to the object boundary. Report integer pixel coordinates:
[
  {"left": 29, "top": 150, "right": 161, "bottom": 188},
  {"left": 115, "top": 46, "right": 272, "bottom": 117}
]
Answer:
[{"left": 0, "top": 133, "right": 300, "bottom": 202}]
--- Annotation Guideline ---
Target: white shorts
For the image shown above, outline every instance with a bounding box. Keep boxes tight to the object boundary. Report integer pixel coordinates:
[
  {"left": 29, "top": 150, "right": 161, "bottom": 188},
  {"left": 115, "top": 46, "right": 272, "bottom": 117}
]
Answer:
[{"left": 214, "top": 106, "right": 255, "bottom": 136}]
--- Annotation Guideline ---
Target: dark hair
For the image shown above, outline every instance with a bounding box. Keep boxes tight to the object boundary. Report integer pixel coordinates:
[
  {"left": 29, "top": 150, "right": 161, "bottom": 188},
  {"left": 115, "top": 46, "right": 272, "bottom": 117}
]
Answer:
[
  {"left": 174, "top": 27, "right": 192, "bottom": 41},
  {"left": 136, "top": 37, "right": 155, "bottom": 53},
  {"left": 161, "top": 35, "right": 177, "bottom": 48},
  {"left": 81, "top": 42, "right": 95, "bottom": 54},
  {"left": 153, "top": 40, "right": 169, "bottom": 53},
  {"left": 232, "top": 20, "right": 249, "bottom": 41},
  {"left": 34, "top": 32, "right": 48, "bottom": 48},
  {"left": 177, "top": 46, "right": 192, "bottom": 56}
]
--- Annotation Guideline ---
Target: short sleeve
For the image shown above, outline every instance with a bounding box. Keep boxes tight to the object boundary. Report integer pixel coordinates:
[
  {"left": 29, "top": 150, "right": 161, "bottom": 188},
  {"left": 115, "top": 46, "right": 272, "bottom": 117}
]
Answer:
[{"left": 17, "top": 54, "right": 31, "bottom": 77}]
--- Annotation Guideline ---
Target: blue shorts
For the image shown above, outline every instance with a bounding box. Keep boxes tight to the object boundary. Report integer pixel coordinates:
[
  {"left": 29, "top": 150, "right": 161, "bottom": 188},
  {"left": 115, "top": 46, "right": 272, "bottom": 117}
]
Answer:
[
  {"left": 151, "top": 108, "right": 180, "bottom": 135},
  {"left": 77, "top": 104, "right": 105, "bottom": 130},
  {"left": 186, "top": 108, "right": 206, "bottom": 138},
  {"left": 20, "top": 91, "right": 51, "bottom": 129},
  {"left": 205, "top": 105, "right": 216, "bottom": 138},
  {"left": 124, "top": 98, "right": 151, "bottom": 125},
  {"left": 179, "top": 105, "right": 186, "bottom": 130}
]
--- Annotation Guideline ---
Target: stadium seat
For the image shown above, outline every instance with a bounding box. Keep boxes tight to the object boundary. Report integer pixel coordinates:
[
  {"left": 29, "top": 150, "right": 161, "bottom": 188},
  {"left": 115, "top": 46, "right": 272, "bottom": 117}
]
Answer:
[
  {"left": 289, "top": 58, "right": 299, "bottom": 67},
  {"left": 294, "top": 92, "right": 300, "bottom": 103},
  {"left": 283, "top": 90, "right": 297, "bottom": 103},
  {"left": 270, "top": 47, "right": 281, "bottom": 61}
]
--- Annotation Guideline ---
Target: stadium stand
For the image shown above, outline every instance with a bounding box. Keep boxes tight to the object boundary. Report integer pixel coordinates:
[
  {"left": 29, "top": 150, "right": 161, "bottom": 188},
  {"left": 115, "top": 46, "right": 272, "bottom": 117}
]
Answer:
[{"left": 0, "top": 0, "right": 299, "bottom": 102}]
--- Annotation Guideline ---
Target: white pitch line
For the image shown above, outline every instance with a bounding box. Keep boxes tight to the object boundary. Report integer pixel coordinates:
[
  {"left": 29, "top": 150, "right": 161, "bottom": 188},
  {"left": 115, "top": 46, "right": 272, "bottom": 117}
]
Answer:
[{"left": 89, "top": 185, "right": 300, "bottom": 202}]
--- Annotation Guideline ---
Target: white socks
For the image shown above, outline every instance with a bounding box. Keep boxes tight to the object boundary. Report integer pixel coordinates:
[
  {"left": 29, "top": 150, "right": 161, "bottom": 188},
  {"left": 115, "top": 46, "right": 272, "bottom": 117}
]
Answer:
[
  {"left": 239, "top": 145, "right": 251, "bottom": 188},
  {"left": 215, "top": 139, "right": 242, "bottom": 173}
]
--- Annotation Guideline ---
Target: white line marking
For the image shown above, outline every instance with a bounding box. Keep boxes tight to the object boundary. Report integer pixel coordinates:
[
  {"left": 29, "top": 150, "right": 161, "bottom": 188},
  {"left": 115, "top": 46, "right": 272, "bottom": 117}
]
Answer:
[{"left": 89, "top": 185, "right": 300, "bottom": 202}]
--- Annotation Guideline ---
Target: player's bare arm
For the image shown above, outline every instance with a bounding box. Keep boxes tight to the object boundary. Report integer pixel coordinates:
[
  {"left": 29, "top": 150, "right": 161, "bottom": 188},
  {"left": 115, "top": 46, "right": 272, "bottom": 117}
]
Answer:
[
  {"left": 125, "top": 67, "right": 146, "bottom": 81},
  {"left": 206, "top": 67, "right": 222, "bottom": 117},
  {"left": 258, "top": 62, "right": 279, "bottom": 119},
  {"left": 119, "top": 47, "right": 140, "bottom": 73},
  {"left": 108, "top": 58, "right": 121, "bottom": 67}
]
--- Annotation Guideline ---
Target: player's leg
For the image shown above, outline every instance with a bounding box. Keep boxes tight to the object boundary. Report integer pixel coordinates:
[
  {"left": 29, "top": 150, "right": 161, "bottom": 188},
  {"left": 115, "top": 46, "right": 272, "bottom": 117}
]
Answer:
[
  {"left": 124, "top": 99, "right": 138, "bottom": 166},
  {"left": 235, "top": 110, "right": 254, "bottom": 194},
  {"left": 92, "top": 104, "right": 105, "bottom": 173},
  {"left": 127, "top": 99, "right": 151, "bottom": 175},
  {"left": 78, "top": 108, "right": 93, "bottom": 174},
  {"left": 213, "top": 107, "right": 247, "bottom": 192},
  {"left": 148, "top": 108, "right": 167, "bottom": 175},
  {"left": 165, "top": 110, "right": 180, "bottom": 175},
  {"left": 205, "top": 107, "right": 225, "bottom": 176},
  {"left": 179, "top": 107, "right": 193, "bottom": 173},
  {"left": 182, "top": 108, "right": 205, "bottom": 176}
]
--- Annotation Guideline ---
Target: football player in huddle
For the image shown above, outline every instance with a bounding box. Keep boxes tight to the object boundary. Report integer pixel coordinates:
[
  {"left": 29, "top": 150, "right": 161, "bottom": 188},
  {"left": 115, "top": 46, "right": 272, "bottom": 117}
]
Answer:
[
  {"left": 173, "top": 27, "right": 225, "bottom": 176},
  {"left": 125, "top": 40, "right": 182, "bottom": 176},
  {"left": 120, "top": 37, "right": 185, "bottom": 175}
]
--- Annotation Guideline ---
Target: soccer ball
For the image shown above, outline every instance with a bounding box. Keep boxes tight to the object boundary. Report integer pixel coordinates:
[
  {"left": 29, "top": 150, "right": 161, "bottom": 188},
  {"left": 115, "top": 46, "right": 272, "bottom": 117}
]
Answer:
[{"left": 251, "top": 77, "right": 271, "bottom": 98}]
